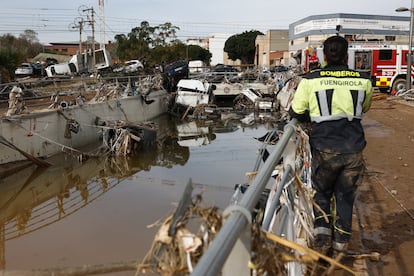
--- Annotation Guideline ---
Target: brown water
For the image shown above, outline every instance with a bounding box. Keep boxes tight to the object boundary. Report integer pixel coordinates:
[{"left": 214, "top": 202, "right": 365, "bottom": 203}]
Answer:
[{"left": 0, "top": 114, "right": 280, "bottom": 275}]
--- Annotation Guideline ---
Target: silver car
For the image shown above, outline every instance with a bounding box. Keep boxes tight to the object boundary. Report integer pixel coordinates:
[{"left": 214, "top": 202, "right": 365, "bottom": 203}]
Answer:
[
  {"left": 113, "top": 59, "right": 144, "bottom": 73},
  {"left": 15, "top": 63, "right": 33, "bottom": 77}
]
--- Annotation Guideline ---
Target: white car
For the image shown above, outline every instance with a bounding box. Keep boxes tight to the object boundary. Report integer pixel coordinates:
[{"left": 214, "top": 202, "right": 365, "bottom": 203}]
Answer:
[
  {"left": 45, "top": 63, "right": 77, "bottom": 77},
  {"left": 15, "top": 63, "right": 33, "bottom": 77},
  {"left": 114, "top": 59, "right": 144, "bottom": 73}
]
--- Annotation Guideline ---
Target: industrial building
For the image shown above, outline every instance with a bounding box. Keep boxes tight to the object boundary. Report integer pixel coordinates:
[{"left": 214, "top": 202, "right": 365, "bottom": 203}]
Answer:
[{"left": 287, "top": 13, "right": 410, "bottom": 66}]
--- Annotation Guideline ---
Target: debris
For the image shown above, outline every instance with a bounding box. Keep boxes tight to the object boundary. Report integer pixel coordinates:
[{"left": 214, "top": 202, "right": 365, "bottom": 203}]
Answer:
[
  {"left": 138, "top": 180, "right": 222, "bottom": 275},
  {"left": 6, "top": 86, "right": 29, "bottom": 116},
  {"left": 99, "top": 120, "right": 158, "bottom": 156},
  {"left": 347, "top": 252, "right": 381, "bottom": 261}
]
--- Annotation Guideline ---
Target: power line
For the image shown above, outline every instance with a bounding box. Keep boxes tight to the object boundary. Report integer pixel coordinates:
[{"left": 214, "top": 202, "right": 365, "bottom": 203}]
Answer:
[{"left": 0, "top": 8, "right": 288, "bottom": 43}]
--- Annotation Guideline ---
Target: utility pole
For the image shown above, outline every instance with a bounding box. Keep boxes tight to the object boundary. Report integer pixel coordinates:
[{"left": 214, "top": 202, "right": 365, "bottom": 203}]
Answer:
[
  {"left": 69, "top": 17, "right": 84, "bottom": 54},
  {"left": 98, "top": 0, "right": 105, "bottom": 48},
  {"left": 396, "top": 0, "right": 414, "bottom": 91},
  {"left": 77, "top": 18, "right": 84, "bottom": 53},
  {"left": 91, "top": 10, "right": 96, "bottom": 76},
  {"left": 80, "top": 6, "right": 96, "bottom": 76}
]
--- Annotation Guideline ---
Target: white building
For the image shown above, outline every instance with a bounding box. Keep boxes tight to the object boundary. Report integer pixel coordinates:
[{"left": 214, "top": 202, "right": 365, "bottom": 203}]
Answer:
[
  {"left": 208, "top": 33, "right": 232, "bottom": 66},
  {"left": 186, "top": 37, "right": 209, "bottom": 49},
  {"left": 288, "top": 13, "right": 410, "bottom": 66}
]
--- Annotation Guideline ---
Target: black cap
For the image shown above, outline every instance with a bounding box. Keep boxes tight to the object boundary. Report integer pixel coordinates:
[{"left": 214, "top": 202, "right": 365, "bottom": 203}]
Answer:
[{"left": 323, "top": 36, "right": 348, "bottom": 65}]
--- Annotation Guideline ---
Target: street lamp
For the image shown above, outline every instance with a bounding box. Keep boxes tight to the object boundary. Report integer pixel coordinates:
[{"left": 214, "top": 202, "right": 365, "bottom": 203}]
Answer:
[{"left": 396, "top": 1, "right": 414, "bottom": 91}]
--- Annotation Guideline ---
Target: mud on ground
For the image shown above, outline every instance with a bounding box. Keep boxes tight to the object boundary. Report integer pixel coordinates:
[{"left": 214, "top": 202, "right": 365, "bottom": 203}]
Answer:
[{"left": 353, "top": 95, "right": 414, "bottom": 276}]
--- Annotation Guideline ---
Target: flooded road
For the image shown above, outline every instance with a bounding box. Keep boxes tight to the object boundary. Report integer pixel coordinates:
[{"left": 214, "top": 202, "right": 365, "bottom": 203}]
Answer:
[{"left": 0, "top": 113, "right": 280, "bottom": 275}]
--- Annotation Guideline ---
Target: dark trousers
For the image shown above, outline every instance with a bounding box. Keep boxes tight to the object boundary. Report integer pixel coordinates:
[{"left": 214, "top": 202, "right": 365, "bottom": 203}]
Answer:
[{"left": 311, "top": 149, "right": 365, "bottom": 243}]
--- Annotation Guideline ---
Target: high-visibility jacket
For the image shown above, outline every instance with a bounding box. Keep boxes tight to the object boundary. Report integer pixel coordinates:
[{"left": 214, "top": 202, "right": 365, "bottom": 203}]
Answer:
[{"left": 290, "top": 65, "right": 373, "bottom": 153}]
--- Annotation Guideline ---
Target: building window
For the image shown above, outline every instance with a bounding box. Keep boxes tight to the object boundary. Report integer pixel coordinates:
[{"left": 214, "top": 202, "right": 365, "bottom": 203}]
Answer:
[
  {"left": 62, "top": 48, "right": 68, "bottom": 53},
  {"left": 385, "top": 36, "right": 396, "bottom": 41},
  {"left": 379, "top": 50, "right": 392, "bottom": 61}
]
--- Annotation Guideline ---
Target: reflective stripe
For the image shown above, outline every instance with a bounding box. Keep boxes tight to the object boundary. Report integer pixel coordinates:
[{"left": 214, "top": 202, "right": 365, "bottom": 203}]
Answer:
[
  {"left": 312, "top": 88, "right": 364, "bottom": 123},
  {"left": 314, "top": 226, "right": 331, "bottom": 236},
  {"left": 376, "top": 77, "right": 391, "bottom": 87},
  {"left": 316, "top": 90, "right": 330, "bottom": 116},
  {"left": 355, "top": 90, "right": 365, "bottom": 117},
  {"left": 332, "top": 241, "right": 348, "bottom": 252},
  {"left": 350, "top": 89, "right": 366, "bottom": 117},
  {"left": 311, "top": 113, "right": 362, "bottom": 123},
  {"left": 291, "top": 69, "right": 373, "bottom": 122}
]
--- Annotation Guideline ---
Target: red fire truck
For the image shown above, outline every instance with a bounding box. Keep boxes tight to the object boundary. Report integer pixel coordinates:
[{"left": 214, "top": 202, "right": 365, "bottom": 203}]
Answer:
[{"left": 307, "top": 44, "right": 412, "bottom": 92}]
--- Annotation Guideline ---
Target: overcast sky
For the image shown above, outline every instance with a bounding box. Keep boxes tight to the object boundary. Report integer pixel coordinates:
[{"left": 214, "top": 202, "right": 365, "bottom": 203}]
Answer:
[{"left": 0, "top": 0, "right": 412, "bottom": 44}]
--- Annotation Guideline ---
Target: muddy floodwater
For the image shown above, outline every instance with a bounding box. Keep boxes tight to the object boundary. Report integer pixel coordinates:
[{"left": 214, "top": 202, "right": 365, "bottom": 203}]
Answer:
[{"left": 0, "top": 113, "right": 281, "bottom": 275}]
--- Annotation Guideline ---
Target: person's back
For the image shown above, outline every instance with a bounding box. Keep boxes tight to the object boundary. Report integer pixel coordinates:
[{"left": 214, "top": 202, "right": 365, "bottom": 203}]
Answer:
[
  {"left": 290, "top": 36, "right": 372, "bottom": 153},
  {"left": 289, "top": 35, "right": 373, "bottom": 256}
]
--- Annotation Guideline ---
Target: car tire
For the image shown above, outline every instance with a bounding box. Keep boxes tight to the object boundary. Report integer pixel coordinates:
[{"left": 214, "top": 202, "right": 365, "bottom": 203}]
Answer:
[{"left": 391, "top": 78, "right": 407, "bottom": 93}]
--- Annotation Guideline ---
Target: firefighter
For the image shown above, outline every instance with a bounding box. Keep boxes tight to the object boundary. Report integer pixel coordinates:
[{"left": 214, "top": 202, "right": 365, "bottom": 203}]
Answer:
[{"left": 289, "top": 35, "right": 373, "bottom": 256}]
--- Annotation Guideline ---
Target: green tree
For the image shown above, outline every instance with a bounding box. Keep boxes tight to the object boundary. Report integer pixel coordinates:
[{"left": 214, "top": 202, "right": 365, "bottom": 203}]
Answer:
[
  {"left": 149, "top": 41, "right": 186, "bottom": 64},
  {"left": 113, "top": 34, "right": 128, "bottom": 60},
  {"left": 149, "top": 44, "right": 177, "bottom": 64},
  {"left": 19, "top": 29, "right": 43, "bottom": 58},
  {"left": 224, "top": 30, "right": 263, "bottom": 64},
  {"left": 146, "top": 42, "right": 211, "bottom": 67},
  {"left": 153, "top": 22, "right": 180, "bottom": 47},
  {"left": 20, "top": 29, "right": 39, "bottom": 43},
  {"left": 0, "top": 30, "right": 43, "bottom": 61},
  {"left": 0, "top": 47, "right": 20, "bottom": 82},
  {"left": 114, "top": 21, "right": 154, "bottom": 60},
  {"left": 187, "top": 45, "right": 211, "bottom": 64},
  {"left": 115, "top": 21, "right": 181, "bottom": 62},
  {"left": 0, "top": 30, "right": 43, "bottom": 81},
  {"left": 113, "top": 21, "right": 213, "bottom": 67}
]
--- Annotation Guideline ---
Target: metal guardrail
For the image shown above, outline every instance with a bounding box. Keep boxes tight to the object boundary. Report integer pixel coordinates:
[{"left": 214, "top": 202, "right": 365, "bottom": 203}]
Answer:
[
  {"left": 261, "top": 164, "right": 293, "bottom": 231},
  {"left": 192, "top": 118, "right": 298, "bottom": 276}
]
